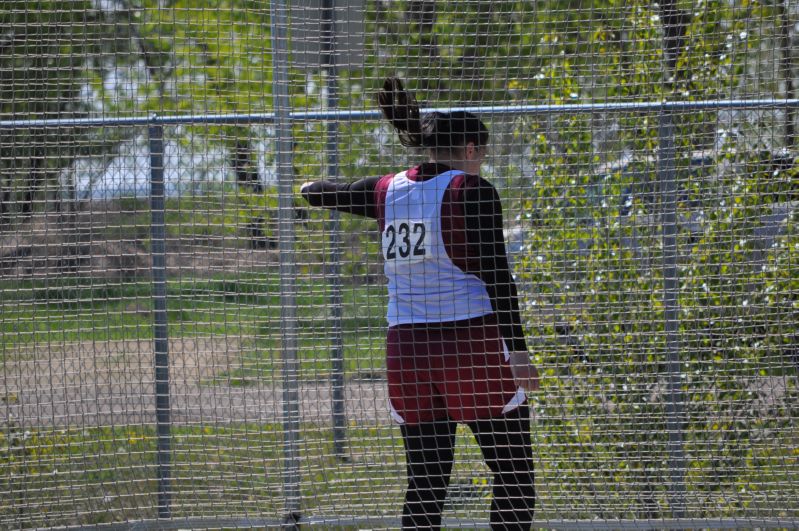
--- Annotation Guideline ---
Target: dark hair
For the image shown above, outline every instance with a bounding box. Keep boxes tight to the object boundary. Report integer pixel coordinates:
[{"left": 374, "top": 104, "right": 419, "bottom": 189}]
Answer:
[{"left": 377, "top": 77, "right": 489, "bottom": 150}]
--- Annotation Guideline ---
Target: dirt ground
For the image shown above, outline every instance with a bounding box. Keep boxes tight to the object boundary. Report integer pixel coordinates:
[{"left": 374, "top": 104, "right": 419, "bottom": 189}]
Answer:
[
  {"left": 1, "top": 338, "right": 388, "bottom": 429},
  {"left": 3, "top": 335, "right": 793, "bottom": 433}
]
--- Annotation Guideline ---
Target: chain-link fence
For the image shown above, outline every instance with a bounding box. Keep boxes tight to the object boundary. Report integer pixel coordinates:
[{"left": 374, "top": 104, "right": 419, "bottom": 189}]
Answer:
[{"left": 1, "top": 0, "right": 798, "bottom": 529}]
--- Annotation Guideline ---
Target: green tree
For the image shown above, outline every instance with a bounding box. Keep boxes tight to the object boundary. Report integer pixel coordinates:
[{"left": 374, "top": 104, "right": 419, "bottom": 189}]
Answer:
[{"left": 0, "top": 1, "right": 136, "bottom": 224}]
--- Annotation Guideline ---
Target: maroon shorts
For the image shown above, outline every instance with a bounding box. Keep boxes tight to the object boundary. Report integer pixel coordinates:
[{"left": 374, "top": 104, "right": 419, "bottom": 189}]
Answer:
[{"left": 386, "top": 314, "right": 524, "bottom": 425}]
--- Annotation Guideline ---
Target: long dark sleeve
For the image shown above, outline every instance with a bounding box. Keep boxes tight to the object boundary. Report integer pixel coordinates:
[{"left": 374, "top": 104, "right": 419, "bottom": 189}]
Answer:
[
  {"left": 300, "top": 176, "right": 382, "bottom": 219},
  {"left": 463, "top": 180, "right": 528, "bottom": 353}
]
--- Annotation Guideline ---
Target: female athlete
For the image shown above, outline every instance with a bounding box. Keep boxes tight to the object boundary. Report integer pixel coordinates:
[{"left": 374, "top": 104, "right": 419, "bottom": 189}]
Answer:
[{"left": 300, "top": 77, "right": 538, "bottom": 530}]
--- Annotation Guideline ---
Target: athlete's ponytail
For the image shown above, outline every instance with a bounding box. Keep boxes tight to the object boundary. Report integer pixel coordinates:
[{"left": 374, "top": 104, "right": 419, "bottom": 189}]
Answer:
[
  {"left": 377, "top": 77, "right": 490, "bottom": 151},
  {"left": 377, "top": 77, "right": 424, "bottom": 148}
]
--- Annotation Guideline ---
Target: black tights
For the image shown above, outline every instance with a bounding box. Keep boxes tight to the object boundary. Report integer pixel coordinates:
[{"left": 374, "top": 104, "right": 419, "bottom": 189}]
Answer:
[{"left": 399, "top": 405, "right": 535, "bottom": 530}]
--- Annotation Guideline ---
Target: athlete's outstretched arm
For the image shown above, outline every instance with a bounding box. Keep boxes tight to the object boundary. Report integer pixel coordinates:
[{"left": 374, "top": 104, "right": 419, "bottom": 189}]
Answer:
[{"left": 300, "top": 176, "right": 382, "bottom": 219}]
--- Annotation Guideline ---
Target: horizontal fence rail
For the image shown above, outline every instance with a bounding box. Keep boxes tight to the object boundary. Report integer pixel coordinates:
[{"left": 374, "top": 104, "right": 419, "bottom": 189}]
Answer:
[{"left": 1, "top": 99, "right": 799, "bottom": 130}]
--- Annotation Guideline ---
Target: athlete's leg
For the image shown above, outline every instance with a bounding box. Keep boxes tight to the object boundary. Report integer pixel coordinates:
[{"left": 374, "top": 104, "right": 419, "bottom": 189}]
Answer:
[
  {"left": 400, "top": 417, "right": 458, "bottom": 530},
  {"left": 467, "top": 405, "right": 535, "bottom": 531}
]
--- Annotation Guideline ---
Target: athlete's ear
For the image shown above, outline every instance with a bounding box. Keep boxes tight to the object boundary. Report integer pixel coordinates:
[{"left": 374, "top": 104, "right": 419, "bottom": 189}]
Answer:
[{"left": 464, "top": 142, "right": 478, "bottom": 160}]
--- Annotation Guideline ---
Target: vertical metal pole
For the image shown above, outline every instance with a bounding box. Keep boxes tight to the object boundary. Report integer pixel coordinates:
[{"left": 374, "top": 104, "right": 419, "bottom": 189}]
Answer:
[
  {"left": 270, "top": 1, "right": 301, "bottom": 524},
  {"left": 148, "top": 120, "right": 172, "bottom": 519},
  {"left": 322, "top": 0, "right": 347, "bottom": 460},
  {"left": 658, "top": 110, "right": 686, "bottom": 519}
]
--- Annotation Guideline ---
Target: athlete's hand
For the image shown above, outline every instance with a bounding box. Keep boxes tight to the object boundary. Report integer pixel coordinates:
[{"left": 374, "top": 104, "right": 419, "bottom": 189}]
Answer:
[{"left": 509, "top": 351, "right": 540, "bottom": 391}]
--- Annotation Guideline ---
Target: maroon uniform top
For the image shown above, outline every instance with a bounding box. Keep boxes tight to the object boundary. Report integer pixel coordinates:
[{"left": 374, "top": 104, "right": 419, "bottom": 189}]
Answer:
[{"left": 301, "top": 162, "right": 528, "bottom": 353}]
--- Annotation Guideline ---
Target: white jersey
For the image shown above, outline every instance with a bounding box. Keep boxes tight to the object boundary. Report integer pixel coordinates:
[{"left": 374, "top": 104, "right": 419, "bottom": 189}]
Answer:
[{"left": 382, "top": 170, "right": 494, "bottom": 326}]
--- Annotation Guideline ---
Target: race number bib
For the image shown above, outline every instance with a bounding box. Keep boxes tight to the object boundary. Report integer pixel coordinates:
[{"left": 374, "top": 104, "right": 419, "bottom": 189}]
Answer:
[{"left": 382, "top": 220, "right": 427, "bottom": 262}]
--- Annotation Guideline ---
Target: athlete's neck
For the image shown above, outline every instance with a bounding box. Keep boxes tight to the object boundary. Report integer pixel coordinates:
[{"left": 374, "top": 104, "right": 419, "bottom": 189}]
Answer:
[
  {"left": 430, "top": 158, "right": 472, "bottom": 174},
  {"left": 427, "top": 143, "right": 484, "bottom": 175}
]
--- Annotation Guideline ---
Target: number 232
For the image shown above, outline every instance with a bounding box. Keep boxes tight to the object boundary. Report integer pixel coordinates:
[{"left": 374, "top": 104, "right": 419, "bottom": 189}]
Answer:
[{"left": 384, "top": 222, "right": 426, "bottom": 260}]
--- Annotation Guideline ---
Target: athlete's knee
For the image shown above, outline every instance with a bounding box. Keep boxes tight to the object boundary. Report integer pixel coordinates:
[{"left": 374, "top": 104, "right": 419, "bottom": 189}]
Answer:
[
  {"left": 407, "top": 474, "right": 449, "bottom": 497},
  {"left": 490, "top": 479, "right": 535, "bottom": 530},
  {"left": 494, "top": 468, "right": 535, "bottom": 496},
  {"left": 492, "top": 465, "right": 536, "bottom": 519}
]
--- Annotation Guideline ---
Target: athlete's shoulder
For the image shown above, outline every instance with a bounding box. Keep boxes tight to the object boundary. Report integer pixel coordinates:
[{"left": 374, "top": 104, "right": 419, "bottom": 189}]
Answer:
[
  {"left": 470, "top": 173, "right": 494, "bottom": 187},
  {"left": 453, "top": 173, "right": 497, "bottom": 199},
  {"left": 374, "top": 171, "right": 398, "bottom": 192}
]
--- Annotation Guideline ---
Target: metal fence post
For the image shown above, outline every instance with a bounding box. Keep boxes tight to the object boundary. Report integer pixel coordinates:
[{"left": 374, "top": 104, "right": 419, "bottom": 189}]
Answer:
[
  {"left": 658, "top": 110, "right": 687, "bottom": 518},
  {"left": 148, "top": 120, "right": 172, "bottom": 519},
  {"left": 321, "top": 0, "right": 347, "bottom": 461},
  {"left": 270, "top": 1, "right": 301, "bottom": 524}
]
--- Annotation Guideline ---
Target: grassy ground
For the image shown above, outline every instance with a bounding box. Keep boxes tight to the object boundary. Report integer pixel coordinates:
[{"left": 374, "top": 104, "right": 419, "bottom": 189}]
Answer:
[
  {"left": 0, "top": 274, "right": 388, "bottom": 380},
  {"left": 5, "top": 417, "right": 798, "bottom": 528},
  {"left": 0, "top": 421, "right": 511, "bottom": 528},
  {"left": 0, "top": 423, "right": 404, "bottom": 527}
]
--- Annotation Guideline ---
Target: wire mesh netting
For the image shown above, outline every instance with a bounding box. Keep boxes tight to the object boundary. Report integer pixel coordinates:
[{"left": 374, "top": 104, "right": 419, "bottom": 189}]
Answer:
[{"left": 1, "top": 0, "right": 798, "bottom": 529}]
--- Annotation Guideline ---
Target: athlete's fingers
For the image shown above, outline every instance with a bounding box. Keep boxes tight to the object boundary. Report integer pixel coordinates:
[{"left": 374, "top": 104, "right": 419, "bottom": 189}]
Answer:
[
  {"left": 512, "top": 364, "right": 540, "bottom": 392},
  {"left": 516, "top": 377, "right": 539, "bottom": 392}
]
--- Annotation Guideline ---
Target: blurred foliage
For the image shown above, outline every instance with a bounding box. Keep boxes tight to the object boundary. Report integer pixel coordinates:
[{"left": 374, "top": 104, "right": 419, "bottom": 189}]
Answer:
[{"left": 0, "top": 1, "right": 137, "bottom": 224}]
